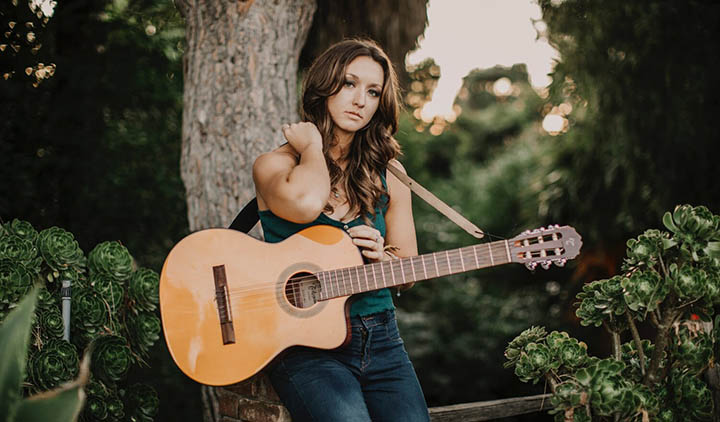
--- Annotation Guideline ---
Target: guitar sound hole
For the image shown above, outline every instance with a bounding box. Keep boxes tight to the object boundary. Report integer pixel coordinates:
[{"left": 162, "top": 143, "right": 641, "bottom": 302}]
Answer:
[{"left": 285, "top": 272, "right": 322, "bottom": 309}]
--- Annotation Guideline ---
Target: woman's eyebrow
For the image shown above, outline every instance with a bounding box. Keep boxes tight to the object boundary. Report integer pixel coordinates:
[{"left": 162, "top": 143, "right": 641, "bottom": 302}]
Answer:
[{"left": 346, "top": 72, "right": 382, "bottom": 89}]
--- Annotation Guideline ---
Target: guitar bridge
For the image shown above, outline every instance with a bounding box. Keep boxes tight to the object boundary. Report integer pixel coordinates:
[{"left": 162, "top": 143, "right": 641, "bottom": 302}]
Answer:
[{"left": 212, "top": 265, "right": 235, "bottom": 345}]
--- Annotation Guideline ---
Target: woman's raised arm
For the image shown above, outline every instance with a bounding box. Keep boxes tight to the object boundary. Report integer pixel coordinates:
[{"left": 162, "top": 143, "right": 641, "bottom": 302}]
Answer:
[{"left": 253, "top": 122, "right": 331, "bottom": 223}]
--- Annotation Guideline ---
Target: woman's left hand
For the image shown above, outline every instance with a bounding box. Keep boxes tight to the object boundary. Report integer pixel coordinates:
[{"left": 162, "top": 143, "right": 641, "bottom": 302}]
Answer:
[{"left": 346, "top": 225, "right": 386, "bottom": 262}]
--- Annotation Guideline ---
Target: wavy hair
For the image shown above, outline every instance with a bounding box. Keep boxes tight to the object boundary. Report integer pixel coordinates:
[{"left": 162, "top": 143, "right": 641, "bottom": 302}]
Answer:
[{"left": 301, "top": 38, "right": 402, "bottom": 222}]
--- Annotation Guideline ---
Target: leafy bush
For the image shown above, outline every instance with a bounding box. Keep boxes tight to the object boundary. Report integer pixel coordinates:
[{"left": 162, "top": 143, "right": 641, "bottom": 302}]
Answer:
[
  {"left": 0, "top": 288, "right": 90, "bottom": 422},
  {"left": 505, "top": 205, "right": 720, "bottom": 421},
  {"left": 0, "top": 219, "right": 160, "bottom": 421}
]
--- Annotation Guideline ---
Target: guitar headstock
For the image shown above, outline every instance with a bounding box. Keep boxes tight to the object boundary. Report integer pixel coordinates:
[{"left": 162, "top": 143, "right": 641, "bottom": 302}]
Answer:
[{"left": 509, "top": 225, "right": 582, "bottom": 270}]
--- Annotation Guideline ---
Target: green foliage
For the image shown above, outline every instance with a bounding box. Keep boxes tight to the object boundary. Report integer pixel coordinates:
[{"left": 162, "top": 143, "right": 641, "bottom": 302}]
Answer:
[
  {"left": 534, "top": 0, "right": 720, "bottom": 243},
  {"left": 506, "top": 205, "right": 720, "bottom": 421},
  {"left": 0, "top": 219, "right": 160, "bottom": 421},
  {"left": 0, "top": 288, "right": 89, "bottom": 422},
  {"left": 396, "top": 62, "right": 564, "bottom": 405}
]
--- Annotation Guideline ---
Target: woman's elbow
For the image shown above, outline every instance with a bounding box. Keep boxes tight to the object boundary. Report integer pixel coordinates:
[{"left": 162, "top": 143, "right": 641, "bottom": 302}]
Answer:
[{"left": 282, "top": 194, "right": 326, "bottom": 224}]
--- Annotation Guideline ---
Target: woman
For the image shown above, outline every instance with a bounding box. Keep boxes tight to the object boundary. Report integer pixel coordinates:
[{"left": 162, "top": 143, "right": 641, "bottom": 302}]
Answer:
[{"left": 252, "top": 38, "right": 430, "bottom": 422}]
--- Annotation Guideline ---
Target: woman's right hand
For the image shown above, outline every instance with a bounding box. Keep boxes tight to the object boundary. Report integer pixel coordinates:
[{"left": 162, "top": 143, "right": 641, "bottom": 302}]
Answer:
[{"left": 281, "top": 122, "right": 322, "bottom": 154}]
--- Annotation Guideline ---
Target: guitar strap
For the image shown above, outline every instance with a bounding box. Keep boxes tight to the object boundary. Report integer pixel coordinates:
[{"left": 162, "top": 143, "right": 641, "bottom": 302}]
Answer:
[{"left": 229, "top": 162, "right": 484, "bottom": 239}]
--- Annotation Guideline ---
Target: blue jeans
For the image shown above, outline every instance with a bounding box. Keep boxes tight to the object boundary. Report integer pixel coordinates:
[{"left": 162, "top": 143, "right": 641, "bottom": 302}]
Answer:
[{"left": 266, "top": 310, "right": 430, "bottom": 422}]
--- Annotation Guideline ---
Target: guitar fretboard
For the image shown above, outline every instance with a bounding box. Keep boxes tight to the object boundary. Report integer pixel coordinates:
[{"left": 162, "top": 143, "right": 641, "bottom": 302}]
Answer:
[{"left": 316, "top": 239, "right": 512, "bottom": 301}]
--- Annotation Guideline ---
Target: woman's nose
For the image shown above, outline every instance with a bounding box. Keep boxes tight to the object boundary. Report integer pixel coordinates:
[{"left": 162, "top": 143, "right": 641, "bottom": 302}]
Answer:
[{"left": 353, "top": 91, "right": 365, "bottom": 107}]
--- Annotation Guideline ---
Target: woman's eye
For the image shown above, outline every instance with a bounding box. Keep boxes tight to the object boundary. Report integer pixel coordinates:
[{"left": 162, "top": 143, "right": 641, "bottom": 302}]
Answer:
[
  {"left": 344, "top": 80, "right": 354, "bottom": 87},
  {"left": 368, "top": 89, "right": 380, "bottom": 97}
]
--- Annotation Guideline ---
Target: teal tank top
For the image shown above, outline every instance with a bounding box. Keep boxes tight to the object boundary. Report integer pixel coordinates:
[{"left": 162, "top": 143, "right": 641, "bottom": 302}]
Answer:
[{"left": 258, "top": 174, "right": 394, "bottom": 317}]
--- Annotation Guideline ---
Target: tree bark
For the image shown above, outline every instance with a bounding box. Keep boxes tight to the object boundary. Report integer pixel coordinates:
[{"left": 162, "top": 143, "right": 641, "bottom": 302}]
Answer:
[
  {"left": 179, "top": 0, "right": 316, "bottom": 233},
  {"left": 178, "top": 0, "right": 316, "bottom": 420}
]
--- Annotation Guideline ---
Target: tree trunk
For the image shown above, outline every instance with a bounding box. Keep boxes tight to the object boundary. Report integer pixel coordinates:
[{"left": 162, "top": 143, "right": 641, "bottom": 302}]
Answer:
[
  {"left": 177, "top": 0, "right": 316, "bottom": 420},
  {"left": 178, "top": 0, "right": 316, "bottom": 233}
]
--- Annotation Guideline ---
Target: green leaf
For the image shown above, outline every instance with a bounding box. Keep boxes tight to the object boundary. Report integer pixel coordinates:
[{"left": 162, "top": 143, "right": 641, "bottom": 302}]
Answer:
[
  {"left": 663, "top": 211, "right": 679, "bottom": 233},
  {"left": 14, "top": 352, "right": 89, "bottom": 422},
  {"left": 0, "top": 288, "right": 38, "bottom": 421}
]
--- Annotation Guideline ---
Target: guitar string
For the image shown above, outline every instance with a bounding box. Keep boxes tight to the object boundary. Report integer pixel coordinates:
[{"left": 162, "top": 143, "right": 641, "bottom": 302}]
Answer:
[
  {"left": 206, "top": 230, "right": 558, "bottom": 300},
  {"left": 222, "top": 243, "right": 564, "bottom": 303},
  {"left": 223, "top": 239, "right": 566, "bottom": 300},
  {"left": 219, "top": 252, "right": 496, "bottom": 311},
  {"left": 217, "top": 248, "right": 567, "bottom": 313},
  {"left": 218, "top": 247, "right": 541, "bottom": 311},
  {"left": 223, "top": 246, "right": 505, "bottom": 298}
]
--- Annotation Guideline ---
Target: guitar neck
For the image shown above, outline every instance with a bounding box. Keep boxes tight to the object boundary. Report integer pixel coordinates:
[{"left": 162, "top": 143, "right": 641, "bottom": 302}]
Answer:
[{"left": 316, "top": 239, "right": 513, "bottom": 301}]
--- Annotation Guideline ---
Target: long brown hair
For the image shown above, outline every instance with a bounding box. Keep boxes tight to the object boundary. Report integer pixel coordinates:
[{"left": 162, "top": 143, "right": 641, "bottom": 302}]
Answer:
[{"left": 301, "top": 38, "right": 402, "bottom": 222}]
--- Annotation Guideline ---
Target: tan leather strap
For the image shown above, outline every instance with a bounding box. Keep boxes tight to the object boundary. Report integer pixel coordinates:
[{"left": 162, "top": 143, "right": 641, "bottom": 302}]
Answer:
[{"left": 387, "top": 162, "right": 485, "bottom": 239}]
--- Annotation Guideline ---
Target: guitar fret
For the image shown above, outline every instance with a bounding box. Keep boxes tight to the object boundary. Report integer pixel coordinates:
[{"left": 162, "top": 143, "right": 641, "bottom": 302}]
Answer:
[
  {"left": 363, "top": 265, "right": 369, "bottom": 292},
  {"left": 338, "top": 269, "right": 344, "bottom": 296},
  {"left": 488, "top": 243, "right": 494, "bottom": 266},
  {"left": 372, "top": 264, "right": 378, "bottom": 290},
  {"left": 380, "top": 261, "right": 387, "bottom": 287},
  {"left": 399, "top": 258, "right": 407, "bottom": 283},
  {"left": 347, "top": 268, "right": 353, "bottom": 294},
  {"left": 421, "top": 255, "right": 428, "bottom": 279},
  {"left": 445, "top": 250, "right": 451, "bottom": 275},
  {"left": 433, "top": 252, "right": 439, "bottom": 277},
  {"left": 459, "top": 249, "right": 466, "bottom": 272},
  {"left": 386, "top": 260, "right": 394, "bottom": 286},
  {"left": 355, "top": 266, "right": 361, "bottom": 293},
  {"left": 332, "top": 270, "right": 338, "bottom": 297},
  {"left": 409, "top": 257, "right": 415, "bottom": 282},
  {"left": 343, "top": 268, "right": 350, "bottom": 295},
  {"left": 504, "top": 240, "right": 511, "bottom": 262},
  {"left": 318, "top": 272, "right": 326, "bottom": 300}
]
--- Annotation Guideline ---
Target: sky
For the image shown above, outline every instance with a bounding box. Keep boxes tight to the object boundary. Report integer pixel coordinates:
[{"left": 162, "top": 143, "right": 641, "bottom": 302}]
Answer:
[{"left": 406, "top": 0, "right": 559, "bottom": 120}]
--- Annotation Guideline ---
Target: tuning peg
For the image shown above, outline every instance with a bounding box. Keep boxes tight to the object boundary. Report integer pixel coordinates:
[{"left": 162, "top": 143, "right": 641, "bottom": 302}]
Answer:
[
  {"left": 554, "top": 258, "right": 566, "bottom": 267},
  {"left": 541, "top": 261, "right": 551, "bottom": 270},
  {"left": 525, "top": 262, "right": 537, "bottom": 271}
]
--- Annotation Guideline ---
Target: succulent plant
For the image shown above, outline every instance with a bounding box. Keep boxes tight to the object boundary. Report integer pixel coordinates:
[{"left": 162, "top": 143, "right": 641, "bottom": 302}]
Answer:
[
  {"left": 0, "top": 261, "right": 36, "bottom": 306},
  {"left": 504, "top": 326, "right": 547, "bottom": 368},
  {"left": 28, "top": 339, "right": 79, "bottom": 391},
  {"left": 548, "top": 331, "right": 588, "bottom": 370},
  {"left": 127, "top": 311, "right": 161, "bottom": 357},
  {"left": 507, "top": 205, "right": 720, "bottom": 421},
  {"left": 88, "top": 241, "right": 133, "bottom": 282},
  {"left": 91, "top": 335, "right": 133, "bottom": 384},
  {"left": 128, "top": 268, "right": 160, "bottom": 312},
  {"left": 37, "top": 226, "right": 86, "bottom": 283},
  {"left": 663, "top": 205, "right": 720, "bottom": 262},
  {"left": 623, "top": 229, "right": 669, "bottom": 270},
  {"left": 576, "top": 276, "right": 627, "bottom": 327},
  {"left": 669, "top": 369, "right": 712, "bottom": 421},
  {"left": 71, "top": 288, "right": 110, "bottom": 345},
  {"left": 621, "top": 270, "right": 667, "bottom": 313},
  {"left": 0, "top": 220, "right": 160, "bottom": 421}
]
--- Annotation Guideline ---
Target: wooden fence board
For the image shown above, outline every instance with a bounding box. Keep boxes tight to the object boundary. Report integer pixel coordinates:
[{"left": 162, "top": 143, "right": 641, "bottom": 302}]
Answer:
[{"left": 429, "top": 394, "right": 553, "bottom": 421}]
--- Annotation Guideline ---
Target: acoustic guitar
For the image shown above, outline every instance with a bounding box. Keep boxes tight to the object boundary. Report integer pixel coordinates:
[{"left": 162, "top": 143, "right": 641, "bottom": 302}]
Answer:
[{"left": 160, "top": 224, "right": 582, "bottom": 386}]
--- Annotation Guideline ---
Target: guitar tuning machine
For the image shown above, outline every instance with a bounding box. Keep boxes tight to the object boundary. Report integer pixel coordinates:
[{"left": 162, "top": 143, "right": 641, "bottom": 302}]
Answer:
[
  {"left": 525, "top": 262, "right": 538, "bottom": 271},
  {"left": 554, "top": 258, "right": 566, "bottom": 267},
  {"left": 541, "top": 261, "right": 551, "bottom": 270}
]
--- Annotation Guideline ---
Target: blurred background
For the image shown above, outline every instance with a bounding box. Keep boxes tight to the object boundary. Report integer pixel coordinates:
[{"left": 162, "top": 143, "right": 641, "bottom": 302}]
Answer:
[{"left": 2, "top": 0, "right": 719, "bottom": 420}]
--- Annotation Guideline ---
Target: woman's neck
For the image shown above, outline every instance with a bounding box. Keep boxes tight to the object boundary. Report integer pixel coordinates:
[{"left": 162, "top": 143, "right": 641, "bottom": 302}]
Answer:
[{"left": 329, "top": 129, "right": 354, "bottom": 166}]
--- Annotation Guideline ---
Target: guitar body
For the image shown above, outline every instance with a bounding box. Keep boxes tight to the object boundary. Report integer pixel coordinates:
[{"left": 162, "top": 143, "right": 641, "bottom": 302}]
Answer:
[{"left": 160, "top": 225, "right": 363, "bottom": 386}]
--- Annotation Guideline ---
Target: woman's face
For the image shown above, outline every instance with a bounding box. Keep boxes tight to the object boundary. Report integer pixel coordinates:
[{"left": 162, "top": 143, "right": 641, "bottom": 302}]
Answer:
[{"left": 327, "top": 56, "right": 384, "bottom": 138}]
